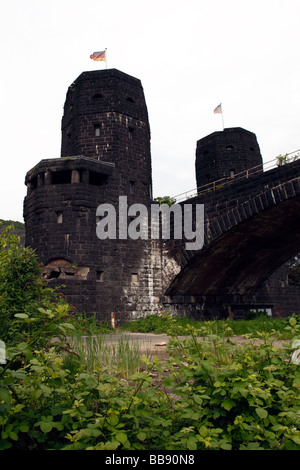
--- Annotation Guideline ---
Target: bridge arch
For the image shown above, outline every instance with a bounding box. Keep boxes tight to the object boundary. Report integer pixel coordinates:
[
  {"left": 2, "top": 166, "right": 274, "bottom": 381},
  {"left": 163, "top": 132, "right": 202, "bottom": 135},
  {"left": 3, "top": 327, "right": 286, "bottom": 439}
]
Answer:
[
  {"left": 165, "top": 196, "right": 300, "bottom": 297},
  {"left": 164, "top": 161, "right": 300, "bottom": 300}
]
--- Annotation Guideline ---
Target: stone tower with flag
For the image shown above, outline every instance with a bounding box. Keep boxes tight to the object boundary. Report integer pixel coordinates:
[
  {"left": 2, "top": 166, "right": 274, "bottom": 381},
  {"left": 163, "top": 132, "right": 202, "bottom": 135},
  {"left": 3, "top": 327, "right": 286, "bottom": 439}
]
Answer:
[
  {"left": 195, "top": 127, "right": 263, "bottom": 189},
  {"left": 23, "top": 68, "right": 299, "bottom": 323},
  {"left": 24, "top": 69, "right": 162, "bottom": 324}
]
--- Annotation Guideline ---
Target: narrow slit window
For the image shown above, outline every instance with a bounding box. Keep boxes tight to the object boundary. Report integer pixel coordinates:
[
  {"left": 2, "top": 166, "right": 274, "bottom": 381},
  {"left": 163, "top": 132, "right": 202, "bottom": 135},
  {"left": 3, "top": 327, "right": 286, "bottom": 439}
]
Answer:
[
  {"left": 96, "top": 270, "right": 104, "bottom": 282},
  {"left": 94, "top": 125, "right": 101, "bottom": 137},
  {"left": 230, "top": 169, "right": 235, "bottom": 178},
  {"left": 56, "top": 211, "right": 63, "bottom": 223},
  {"left": 128, "top": 127, "right": 134, "bottom": 140},
  {"left": 131, "top": 273, "right": 139, "bottom": 283},
  {"left": 130, "top": 180, "right": 135, "bottom": 194}
]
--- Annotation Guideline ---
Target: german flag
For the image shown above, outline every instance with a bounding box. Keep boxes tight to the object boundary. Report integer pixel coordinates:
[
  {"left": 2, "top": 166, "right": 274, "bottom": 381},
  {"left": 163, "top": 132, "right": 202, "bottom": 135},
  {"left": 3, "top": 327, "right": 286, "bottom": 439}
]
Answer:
[{"left": 90, "top": 50, "right": 106, "bottom": 61}]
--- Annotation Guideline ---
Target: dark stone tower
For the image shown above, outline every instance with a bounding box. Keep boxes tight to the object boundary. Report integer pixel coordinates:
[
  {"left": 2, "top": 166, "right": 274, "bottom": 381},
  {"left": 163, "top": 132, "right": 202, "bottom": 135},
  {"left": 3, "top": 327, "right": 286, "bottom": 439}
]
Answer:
[
  {"left": 24, "top": 69, "right": 162, "bottom": 324},
  {"left": 25, "top": 70, "right": 291, "bottom": 325},
  {"left": 60, "top": 69, "right": 153, "bottom": 202},
  {"left": 195, "top": 127, "right": 263, "bottom": 189}
]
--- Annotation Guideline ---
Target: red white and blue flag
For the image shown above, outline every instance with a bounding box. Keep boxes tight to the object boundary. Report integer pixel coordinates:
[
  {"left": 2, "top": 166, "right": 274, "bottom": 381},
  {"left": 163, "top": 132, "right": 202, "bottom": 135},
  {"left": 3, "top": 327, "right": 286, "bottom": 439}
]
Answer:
[{"left": 214, "top": 103, "right": 222, "bottom": 114}]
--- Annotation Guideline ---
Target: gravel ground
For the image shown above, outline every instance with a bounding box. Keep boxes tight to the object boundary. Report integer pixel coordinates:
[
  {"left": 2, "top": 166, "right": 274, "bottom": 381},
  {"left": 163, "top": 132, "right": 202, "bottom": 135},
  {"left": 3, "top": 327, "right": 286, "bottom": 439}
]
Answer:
[{"left": 97, "top": 332, "right": 292, "bottom": 358}]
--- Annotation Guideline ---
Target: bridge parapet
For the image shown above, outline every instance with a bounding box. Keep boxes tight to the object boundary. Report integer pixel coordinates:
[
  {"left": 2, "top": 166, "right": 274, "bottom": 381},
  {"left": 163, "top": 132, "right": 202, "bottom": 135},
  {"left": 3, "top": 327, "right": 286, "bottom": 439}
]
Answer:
[
  {"left": 163, "top": 159, "right": 300, "bottom": 300},
  {"left": 174, "top": 152, "right": 300, "bottom": 203}
]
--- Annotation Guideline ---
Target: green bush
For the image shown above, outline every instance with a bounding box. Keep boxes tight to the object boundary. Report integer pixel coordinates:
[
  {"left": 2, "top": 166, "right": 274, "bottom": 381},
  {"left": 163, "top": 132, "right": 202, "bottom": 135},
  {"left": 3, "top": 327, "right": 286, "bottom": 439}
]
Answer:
[
  {"left": 0, "top": 225, "right": 299, "bottom": 450},
  {"left": 0, "top": 225, "right": 77, "bottom": 350},
  {"left": 163, "top": 321, "right": 300, "bottom": 450},
  {"left": 121, "top": 313, "right": 290, "bottom": 338},
  {"left": 71, "top": 313, "right": 114, "bottom": 335},
  {"left": 244, "top": 310, "right": 268, "bottom": 320},
  {"left": 1, "top": 317, "right": 299, "bottom": 450}
]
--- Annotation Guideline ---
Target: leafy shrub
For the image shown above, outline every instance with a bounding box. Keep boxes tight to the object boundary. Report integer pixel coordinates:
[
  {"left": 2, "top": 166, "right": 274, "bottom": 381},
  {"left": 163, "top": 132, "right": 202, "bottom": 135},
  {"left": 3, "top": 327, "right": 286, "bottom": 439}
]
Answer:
[
  {"left": 244, "top": 310, "right": 268, "bottom": 320},
  {"left": 154, "top": 196, "right": 177, "bottom": 206},
  {"left": 1, "top": 317, "right": 299, "bottom": 450},
  {"left": 163, "top": 321, "right": 300, "bottom": 450},
  {"left": 121, "top": 312, "right": 290, "bottom": 338},
  {"left": 0, "top": 225, "right": 77, "bottom": 350},
  {"left": 0, "top": 225, "right": 299, "bottom": 450},
  {"left": 71, "top": 313, "right": 114, "bottom": 335}
]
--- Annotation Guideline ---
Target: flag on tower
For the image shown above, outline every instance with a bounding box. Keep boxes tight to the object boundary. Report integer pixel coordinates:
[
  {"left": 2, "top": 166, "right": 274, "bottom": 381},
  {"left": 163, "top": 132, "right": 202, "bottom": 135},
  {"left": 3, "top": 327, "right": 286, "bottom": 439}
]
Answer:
[
  {"left": 214, "top": 103, "right": 224, "bottom": 129},
  {"left": 90, "top": 50, "right": 106, "bottom": 61},
  {"left": 214, "top": 103, "right": 222, "bottom": 114}
]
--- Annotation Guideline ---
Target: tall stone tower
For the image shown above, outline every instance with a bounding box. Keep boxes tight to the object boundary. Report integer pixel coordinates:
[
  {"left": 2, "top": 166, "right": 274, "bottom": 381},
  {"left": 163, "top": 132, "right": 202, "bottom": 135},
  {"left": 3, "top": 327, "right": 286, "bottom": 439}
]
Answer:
[
  {"left": 195, "top": 127, "right": 263, "bottom": 189},
  {"left": 60, "top": 69, "right": 153, "bottom": 202},
  {"left": 24, "top": 69, "right": 162, "bottom": 324}
]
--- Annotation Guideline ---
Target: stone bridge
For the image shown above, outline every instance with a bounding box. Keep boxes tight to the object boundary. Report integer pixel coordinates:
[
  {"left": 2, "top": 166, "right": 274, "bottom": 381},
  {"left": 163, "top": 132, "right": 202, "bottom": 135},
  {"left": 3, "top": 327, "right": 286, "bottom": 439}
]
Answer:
[
  {"left": 162, "top": 159, "right": 300, "bottom": 315},
  {"left": 23, "top": 69, "right": 299, "bottom": 322}
]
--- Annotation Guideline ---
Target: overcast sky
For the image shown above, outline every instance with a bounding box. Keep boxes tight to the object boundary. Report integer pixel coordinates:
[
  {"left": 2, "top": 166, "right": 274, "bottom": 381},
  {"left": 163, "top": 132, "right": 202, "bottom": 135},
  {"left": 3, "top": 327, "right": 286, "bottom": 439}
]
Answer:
[{"left": 1, "top": 0, "right": 299, "bottom": 222}]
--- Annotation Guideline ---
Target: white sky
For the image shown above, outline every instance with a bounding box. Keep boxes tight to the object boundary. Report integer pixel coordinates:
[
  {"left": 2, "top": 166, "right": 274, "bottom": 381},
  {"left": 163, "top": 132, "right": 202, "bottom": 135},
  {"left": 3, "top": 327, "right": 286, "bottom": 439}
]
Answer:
[{"left": 0, "top": 0, "right": 299, "bottom": 222}]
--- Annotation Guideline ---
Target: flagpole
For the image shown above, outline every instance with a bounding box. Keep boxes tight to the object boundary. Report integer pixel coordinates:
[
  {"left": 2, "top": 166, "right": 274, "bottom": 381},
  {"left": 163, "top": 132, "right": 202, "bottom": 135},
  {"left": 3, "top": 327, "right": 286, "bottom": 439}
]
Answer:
[{"left": 221, "top": 105, "right": 225, "bottom": 130}]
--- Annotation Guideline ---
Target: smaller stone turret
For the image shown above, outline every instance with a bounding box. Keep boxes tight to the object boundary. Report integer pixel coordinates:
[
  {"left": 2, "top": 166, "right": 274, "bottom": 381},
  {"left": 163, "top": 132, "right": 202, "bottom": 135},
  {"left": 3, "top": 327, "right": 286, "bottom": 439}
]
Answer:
[{"left": 195, "top": 127, "right": 263, "bottom": 189}]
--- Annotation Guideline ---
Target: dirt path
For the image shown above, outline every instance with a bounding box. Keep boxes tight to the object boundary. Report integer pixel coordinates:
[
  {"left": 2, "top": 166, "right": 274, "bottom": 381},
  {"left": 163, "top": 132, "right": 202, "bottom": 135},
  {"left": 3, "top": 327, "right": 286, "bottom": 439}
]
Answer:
[{"left": 97, "top": 332, "right": 292, "bottom": 359}]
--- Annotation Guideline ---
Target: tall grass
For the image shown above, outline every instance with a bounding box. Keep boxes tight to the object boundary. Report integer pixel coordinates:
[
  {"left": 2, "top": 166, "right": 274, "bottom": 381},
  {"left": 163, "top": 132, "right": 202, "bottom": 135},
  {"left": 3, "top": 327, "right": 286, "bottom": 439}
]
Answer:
[{"left": 69, "top": 334, "right": 151, "bottom": 378}]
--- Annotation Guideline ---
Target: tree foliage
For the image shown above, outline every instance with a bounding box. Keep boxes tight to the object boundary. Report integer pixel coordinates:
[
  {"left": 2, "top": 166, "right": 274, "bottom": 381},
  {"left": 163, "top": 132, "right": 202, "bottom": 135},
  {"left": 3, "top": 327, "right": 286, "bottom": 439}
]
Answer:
[
  {"left": 154, "top": 196, "right": 177, "bottom": 206},
  {"left": 0, "top": 224, "right": 73, "bottom": 347}
]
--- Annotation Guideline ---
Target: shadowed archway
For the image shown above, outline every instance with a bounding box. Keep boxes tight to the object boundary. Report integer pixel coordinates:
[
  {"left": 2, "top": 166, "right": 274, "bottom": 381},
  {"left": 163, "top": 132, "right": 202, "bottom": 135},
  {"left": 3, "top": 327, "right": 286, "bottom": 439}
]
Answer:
[{"left": 165, "top": 196, "right": 300, "bottom": 297}]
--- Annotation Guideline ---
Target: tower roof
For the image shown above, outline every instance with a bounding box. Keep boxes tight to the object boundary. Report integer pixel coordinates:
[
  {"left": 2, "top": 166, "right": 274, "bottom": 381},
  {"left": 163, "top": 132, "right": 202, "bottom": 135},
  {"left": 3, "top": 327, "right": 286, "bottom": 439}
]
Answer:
[{"left": 197, "top": 127, "right": 257, "bottom": 144}]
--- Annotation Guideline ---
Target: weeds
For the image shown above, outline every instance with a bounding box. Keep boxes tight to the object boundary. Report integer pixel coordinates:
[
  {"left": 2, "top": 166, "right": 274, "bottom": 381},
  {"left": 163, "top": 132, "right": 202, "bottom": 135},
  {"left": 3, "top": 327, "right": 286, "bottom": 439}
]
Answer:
[
  {"left": 68, "top": 334, "right": 152, "bottom": 379},
  {"left": 0, "top": 226, "right": 299, "bottom": 450},
  {"left": 1, "top": 311, "right": 299, "bottom": 449},
  {"left": 120, "top": 312, "right": 292, "bottom": 339}
]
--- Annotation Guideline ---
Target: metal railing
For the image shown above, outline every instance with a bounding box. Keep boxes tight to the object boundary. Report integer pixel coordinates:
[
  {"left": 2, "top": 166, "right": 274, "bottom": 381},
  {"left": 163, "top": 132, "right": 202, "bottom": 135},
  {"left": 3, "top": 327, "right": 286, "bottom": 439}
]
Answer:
[{"left": 173, "top": 149, "right": 300, "bottom": 203}]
